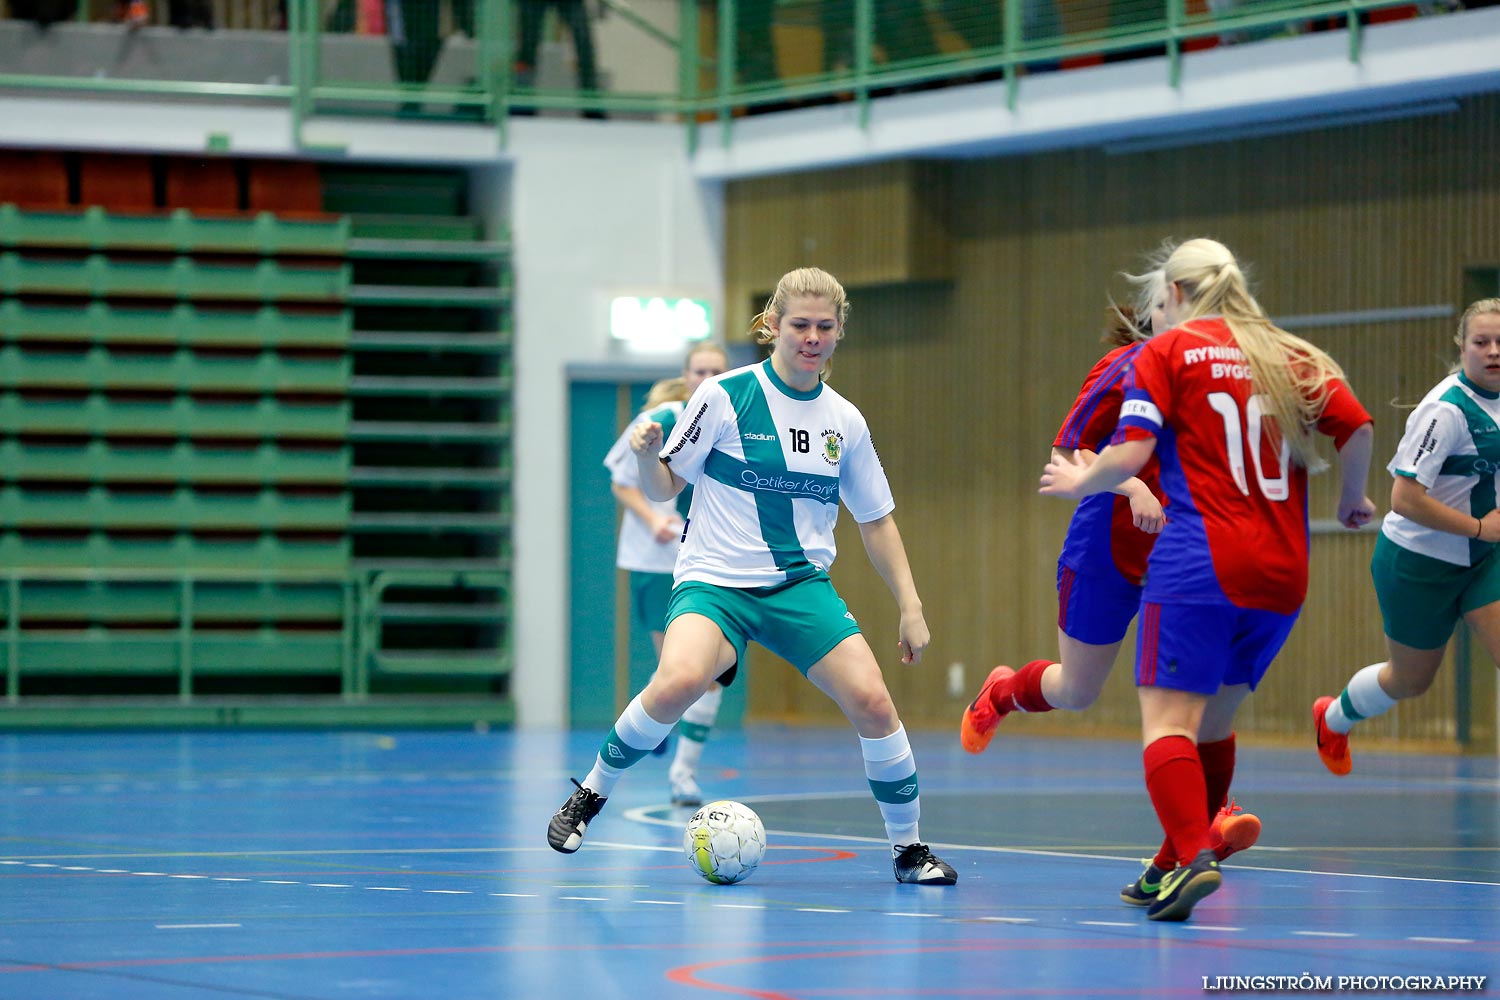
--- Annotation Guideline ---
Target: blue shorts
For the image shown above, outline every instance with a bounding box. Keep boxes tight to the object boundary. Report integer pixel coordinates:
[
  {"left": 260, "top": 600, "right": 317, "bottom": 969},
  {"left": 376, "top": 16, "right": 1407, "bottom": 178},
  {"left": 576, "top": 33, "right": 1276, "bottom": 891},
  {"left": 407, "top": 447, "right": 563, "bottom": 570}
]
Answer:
[
  {"left": 1057, "top": 561, "right": 1142, "bottom": 646},
  {"left": 1135, "top": 600, "right": 1299, "bottom": 695}
]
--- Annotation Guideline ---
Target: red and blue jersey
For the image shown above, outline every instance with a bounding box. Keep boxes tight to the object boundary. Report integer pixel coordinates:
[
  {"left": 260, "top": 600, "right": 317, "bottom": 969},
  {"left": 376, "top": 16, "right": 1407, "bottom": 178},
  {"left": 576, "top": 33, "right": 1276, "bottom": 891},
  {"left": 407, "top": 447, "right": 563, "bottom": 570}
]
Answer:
[
  {"left": 1116, "top": 318, "right": 1372, "bottom": 614},
  {"left": 1054, "top": 342, "right": 1164, "bottom": 587}
]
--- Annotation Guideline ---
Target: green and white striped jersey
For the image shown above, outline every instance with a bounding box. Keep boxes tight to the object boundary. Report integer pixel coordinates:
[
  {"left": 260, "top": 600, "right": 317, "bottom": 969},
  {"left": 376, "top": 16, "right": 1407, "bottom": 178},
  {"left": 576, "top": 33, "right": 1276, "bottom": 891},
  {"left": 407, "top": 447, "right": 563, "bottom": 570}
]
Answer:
[
  {"left": 604, "top": 400, "right": 686, "bottom": 574},
  {"left": 660, "top": 360, "right": 894, "bottom": 588},
  {"left": 1383, "top": 371, "right": 1500, "bottom": 567}
]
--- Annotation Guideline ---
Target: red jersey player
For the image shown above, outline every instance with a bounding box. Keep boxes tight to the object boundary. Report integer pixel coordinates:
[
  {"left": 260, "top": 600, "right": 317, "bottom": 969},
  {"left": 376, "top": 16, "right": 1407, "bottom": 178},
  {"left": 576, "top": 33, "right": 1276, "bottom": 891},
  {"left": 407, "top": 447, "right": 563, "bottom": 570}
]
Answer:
[
  {"left": 963, "top": 273, "right": 1264, "bottom": 886},
  {"left": 1041, "top": 238, "right": 1375, "bottom": 922},
  {"left": 962, "top": 295, "right": 1166, "bottom": 757}
]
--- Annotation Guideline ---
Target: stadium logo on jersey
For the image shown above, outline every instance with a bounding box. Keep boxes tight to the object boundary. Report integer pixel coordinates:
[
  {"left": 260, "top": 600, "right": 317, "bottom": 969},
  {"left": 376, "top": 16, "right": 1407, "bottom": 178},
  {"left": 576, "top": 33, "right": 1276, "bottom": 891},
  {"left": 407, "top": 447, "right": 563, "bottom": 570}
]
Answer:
[
  {"left": 666, "top": 402, "right": 708, "bottom": 455},
  {"left": 820, "top": 429, "right": 844, "bottom": 467},
  {"left": 744, "top": 432, "right": 777, "bottom": 442}
]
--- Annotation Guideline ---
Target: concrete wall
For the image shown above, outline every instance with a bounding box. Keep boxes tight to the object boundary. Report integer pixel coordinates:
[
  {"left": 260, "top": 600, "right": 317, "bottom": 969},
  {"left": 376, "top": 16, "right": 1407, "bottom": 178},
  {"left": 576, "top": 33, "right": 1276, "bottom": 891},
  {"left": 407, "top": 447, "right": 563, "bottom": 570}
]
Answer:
[{"left": 505, "top": 118, "right": 724, "bottom": 728}]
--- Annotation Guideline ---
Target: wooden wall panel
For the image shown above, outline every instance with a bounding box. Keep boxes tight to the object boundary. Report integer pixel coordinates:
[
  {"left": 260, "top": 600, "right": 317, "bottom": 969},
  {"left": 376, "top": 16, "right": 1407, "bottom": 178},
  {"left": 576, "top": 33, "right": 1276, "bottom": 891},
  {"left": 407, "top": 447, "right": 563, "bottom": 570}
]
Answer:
[{"left": 728, "top": 96, "right": 1500, "bottom": 752}]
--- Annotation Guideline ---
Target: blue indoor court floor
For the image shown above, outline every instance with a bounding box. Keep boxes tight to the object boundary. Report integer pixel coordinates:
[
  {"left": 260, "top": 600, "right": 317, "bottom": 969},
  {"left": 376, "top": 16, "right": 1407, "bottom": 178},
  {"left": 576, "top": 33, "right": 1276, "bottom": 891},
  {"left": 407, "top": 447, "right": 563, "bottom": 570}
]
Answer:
[{"left": 0, "top": 725, "right": 1496, "bottom": 1000}]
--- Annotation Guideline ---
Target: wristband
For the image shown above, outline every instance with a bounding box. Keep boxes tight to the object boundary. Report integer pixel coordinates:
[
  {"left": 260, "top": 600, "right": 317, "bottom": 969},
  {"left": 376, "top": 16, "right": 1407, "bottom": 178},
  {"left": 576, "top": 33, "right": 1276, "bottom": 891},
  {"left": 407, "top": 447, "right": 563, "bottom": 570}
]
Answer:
[{"left": 1477, "top": 518, "right": 1485, "bottom": 540}]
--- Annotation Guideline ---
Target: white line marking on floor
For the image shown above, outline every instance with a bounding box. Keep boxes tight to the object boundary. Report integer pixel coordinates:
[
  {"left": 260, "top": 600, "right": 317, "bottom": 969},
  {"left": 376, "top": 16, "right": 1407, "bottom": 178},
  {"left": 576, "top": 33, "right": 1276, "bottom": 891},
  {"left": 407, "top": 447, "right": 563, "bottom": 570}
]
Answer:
[
  {"left": 168, "top": 875, "right": 206, "bottom": 879},
  {"left": 1408, "top": 936, "right": 1473, "bottom": 944},
  {"left": 884, "top": 912, "right": 938, "bottom": 918},
  {"left": 490, "top": 893, "right": 536, "bottom": 898},
  {"left": 260, "top": 880, "right": 300, "bottom": 885},
  {"left": 582, "top": 841, "right": 682, "bottom": 854},
  {"left": 1186, "top": 925, "right": 1243, "bottom": 932},
  {"left": 976, "top": 917, "right": 1034, "bottom": 923},
  {"left": 1079, "top": 921, "right": 1135, "bottom": 927},
  {"left": 365, "top": 887, "right": 409, "bottom": 892},
  {"left": 560, "top": 896, "right": 608, "bottom": 901},
  {"left": 635, "top": 900, "right": 683, "bottom": 906},
  {"left": 619, "top": 806, "right": 1500, "bottom": 890},
  {"left": 155, "top": 923, "right": 241, "bottom": 930},
  {"left": 309, "top": 883, "right": 351, "bottom": 888},
  {"left": 1294, "top": 931, "right": 1355, "bottom": 938},
  {"left": 423, "top": 890, "right": 470, "bottom": 894},
  {"left": 213, "top": 878, "right": 251, "bottom": 882},
  {"left": 27, "top": 864, "right": 57, "bottom": 868},
  {"left": 132, "top": 872, "right": 165, "bottom": 877},
  {"left": 59, "top": 867, "right": 93, "bottom": 871},
  {"left": 712, "top": 903, "right": 765, "bottom": 909},
  {"left": 797, "top": 908, "right": 848, "bottom": 913}
]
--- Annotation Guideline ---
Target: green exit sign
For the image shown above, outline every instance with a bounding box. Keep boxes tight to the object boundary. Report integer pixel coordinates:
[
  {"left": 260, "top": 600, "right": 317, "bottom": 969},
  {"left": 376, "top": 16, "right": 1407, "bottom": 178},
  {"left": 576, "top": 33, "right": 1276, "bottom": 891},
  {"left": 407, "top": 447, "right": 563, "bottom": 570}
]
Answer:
[{"left": 610, "top": 296, "right": 712, "bottom": 349}]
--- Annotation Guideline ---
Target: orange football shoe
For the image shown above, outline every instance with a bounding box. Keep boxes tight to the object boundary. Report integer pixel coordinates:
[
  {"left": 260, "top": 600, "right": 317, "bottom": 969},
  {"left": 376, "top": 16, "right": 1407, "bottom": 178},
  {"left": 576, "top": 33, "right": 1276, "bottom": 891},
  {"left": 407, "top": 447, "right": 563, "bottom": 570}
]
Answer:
[
  {"left": 960, "top": 666, "right": 1015, "bottom": 754},
  {"left": 1209, "top": 799, "right": 1261, "bottom": 861},
  {"left": 1313, "top": 696, "right": 1352, "bottom": 776}
]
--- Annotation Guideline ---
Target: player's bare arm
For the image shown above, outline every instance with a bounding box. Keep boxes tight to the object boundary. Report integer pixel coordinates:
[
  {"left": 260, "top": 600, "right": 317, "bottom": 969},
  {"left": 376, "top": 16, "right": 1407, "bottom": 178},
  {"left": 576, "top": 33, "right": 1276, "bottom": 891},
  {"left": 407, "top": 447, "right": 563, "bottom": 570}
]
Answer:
[
  {"left": 857, "top": 514, "right": 929, "bottom": 665},
  {"left": 611, "top": 483, "right": 682, "bottom": 543},
  {"left": 630, "top": 420, "right": 686, "bottom": 502},
  {"left": 1041, "top": 439, "right": 1156, "bottom": 501},
  {"left": 1334, "top": 421, "right": 1376, "bottom": 531},
  {"left": 1058, "top": 448, "right": 1165, "bottom": 534},
  {"left": 1391, "top": 473, "right": 1500, "bottom": 541}
]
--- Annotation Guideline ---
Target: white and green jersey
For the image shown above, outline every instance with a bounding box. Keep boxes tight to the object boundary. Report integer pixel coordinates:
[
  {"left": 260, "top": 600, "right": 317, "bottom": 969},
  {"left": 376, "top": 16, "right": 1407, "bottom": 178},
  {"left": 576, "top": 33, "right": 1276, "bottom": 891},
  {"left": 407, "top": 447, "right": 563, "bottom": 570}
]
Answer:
[
  {"left": 604, "top": 400, "right": 687, "bottom": 574},
  {"left": 660, "top": 360, "right": 894, "bottom": 588},
  {"left": 1382, "top": 372, "right": 1500, "bottom": 567}
]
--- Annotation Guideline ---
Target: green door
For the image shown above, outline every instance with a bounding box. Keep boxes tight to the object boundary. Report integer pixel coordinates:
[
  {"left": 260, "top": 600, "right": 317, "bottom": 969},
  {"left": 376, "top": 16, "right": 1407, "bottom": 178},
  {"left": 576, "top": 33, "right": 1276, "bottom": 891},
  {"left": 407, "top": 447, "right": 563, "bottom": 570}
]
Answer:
[{"left": 568, "top": 376, "right": 746, "bottom": 731}]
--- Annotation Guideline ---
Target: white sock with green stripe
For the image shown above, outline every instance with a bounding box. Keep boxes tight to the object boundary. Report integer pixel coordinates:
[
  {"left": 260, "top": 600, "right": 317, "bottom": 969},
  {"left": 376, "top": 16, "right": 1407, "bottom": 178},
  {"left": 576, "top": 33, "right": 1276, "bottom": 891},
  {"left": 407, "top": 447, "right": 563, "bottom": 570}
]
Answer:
[
  {"left": 860, "top": 724, "right": 920, "bottom": 849},
  {"left": 1324, "top": 663, "right": 1396, "bottom": 735},
  {"left": 670, "top": 685, "right": 721, "bottom": 782},
  {"left": 584, "top": 694, "right": 675, "bottom": 796}
]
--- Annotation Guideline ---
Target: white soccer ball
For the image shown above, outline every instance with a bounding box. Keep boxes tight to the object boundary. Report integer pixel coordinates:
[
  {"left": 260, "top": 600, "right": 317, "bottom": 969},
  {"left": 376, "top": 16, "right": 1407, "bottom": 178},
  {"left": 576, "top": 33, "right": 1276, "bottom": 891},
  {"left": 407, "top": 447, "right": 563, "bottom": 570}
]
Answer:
[{"left": 684, "top": 800, "right": 766, "bottom": 885}]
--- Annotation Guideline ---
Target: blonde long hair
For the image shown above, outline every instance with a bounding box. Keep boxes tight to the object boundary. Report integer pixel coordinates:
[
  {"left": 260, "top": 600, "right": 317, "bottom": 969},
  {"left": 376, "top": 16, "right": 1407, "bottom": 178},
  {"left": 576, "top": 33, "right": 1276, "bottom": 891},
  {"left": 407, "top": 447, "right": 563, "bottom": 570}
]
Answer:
[
  {"left": 750, "top": 267, "right": 848, "bottom": 380},
  {"left": 644, "top": 377, "right": 688, "bottom": 409},
  {"left": 1132, "top": 238, "right": 1345, "bottom": 471}
]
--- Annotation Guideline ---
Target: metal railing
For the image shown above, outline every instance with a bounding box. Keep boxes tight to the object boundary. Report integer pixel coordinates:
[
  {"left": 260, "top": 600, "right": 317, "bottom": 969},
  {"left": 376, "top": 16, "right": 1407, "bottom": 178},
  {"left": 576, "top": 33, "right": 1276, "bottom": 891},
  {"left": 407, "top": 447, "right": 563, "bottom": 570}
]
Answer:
[
  {"left": 0, "top": 566, "right": 511, "bottom": 704},
  {"left": 0, "top": 0, "right": 1451, "bottom": 145}
]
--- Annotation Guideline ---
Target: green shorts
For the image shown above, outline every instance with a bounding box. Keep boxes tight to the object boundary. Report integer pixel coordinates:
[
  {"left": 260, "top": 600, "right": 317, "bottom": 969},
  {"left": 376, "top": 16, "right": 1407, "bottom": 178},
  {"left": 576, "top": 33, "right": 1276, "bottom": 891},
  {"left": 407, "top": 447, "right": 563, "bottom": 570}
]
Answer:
[
  {"left": 664, "top": 571, "right": 863, "bottom": 682},
  {"left": 629, "top": 571, "right": 674, "bottom": 634},
  {"left": 1372, "top": 532, "right": 1500, "bottom": 650}
]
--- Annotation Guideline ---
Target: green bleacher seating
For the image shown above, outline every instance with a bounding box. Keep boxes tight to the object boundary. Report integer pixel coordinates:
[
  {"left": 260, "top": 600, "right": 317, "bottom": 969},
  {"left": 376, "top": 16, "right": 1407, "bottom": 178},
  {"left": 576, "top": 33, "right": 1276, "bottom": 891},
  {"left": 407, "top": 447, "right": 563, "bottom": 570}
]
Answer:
[
  {"left": 0, "top": 164, "right": 511, "bottom": 725},
  {"left": 0, "top": 301, "right": 350, "bottom": 349},
  {"left": 0, "top": 205, "right": 349, "bottom": 256}
]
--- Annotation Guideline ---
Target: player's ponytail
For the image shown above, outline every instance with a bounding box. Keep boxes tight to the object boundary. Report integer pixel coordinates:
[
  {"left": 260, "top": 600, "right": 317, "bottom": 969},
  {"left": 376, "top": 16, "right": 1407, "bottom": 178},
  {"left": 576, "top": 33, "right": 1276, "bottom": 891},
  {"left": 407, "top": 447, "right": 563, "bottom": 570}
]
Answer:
[
  {"left": 1159, "top": 238, "right": 1346, "bottom": 472},
  {"left": 1109, "top": 268, "right": 1165, "bottom": 346}
]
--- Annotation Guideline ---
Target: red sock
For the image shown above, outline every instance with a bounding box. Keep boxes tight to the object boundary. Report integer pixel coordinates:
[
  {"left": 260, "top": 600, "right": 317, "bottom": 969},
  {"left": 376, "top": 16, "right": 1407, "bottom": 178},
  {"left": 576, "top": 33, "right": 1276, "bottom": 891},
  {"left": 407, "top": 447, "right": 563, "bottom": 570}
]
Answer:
[
  {"left": 1199, "top": 733, "right": 1235, "bottom": 817},
  {"left": 1008, "top": 659, "right": 1055, "bottom": 713},
  {"left": 1199, "top": 733, "right": 1236, "bottom": 852},
  {"left": 1143, "top": 735, "right": 1210, "bottom": 866}
]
